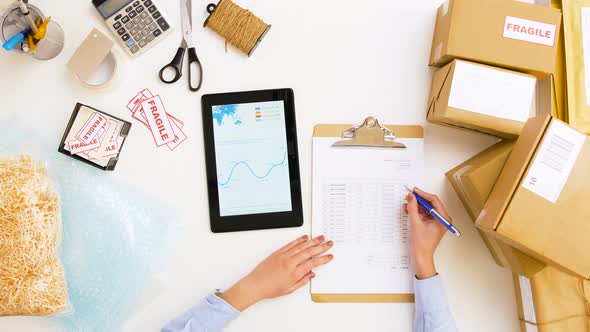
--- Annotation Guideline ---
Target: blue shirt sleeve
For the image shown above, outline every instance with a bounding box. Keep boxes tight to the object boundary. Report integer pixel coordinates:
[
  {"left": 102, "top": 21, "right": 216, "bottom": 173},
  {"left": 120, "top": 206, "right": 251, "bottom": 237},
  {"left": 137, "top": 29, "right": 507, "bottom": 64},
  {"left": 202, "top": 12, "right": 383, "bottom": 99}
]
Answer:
[
  {"left": 414, "top": 275, "right": 458, "bottom": 332},
  {"left": 161, "top": 293, "right": 240, "bottom": 332}
]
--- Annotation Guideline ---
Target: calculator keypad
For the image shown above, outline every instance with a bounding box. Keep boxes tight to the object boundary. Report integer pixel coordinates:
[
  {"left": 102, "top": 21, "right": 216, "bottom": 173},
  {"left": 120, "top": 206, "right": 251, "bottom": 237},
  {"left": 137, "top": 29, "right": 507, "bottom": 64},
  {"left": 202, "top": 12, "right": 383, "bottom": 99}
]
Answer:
[{"left": 110, "top": 0, "right": 171, "bottom": 55}]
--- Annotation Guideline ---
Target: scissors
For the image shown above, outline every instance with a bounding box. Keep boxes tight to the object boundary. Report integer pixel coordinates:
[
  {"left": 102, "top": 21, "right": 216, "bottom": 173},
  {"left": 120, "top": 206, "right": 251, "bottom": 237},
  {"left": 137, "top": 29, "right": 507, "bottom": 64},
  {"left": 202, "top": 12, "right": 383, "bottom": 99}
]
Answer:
[{"left": 159, "top": 0, "right": 203, "bottom": 92}]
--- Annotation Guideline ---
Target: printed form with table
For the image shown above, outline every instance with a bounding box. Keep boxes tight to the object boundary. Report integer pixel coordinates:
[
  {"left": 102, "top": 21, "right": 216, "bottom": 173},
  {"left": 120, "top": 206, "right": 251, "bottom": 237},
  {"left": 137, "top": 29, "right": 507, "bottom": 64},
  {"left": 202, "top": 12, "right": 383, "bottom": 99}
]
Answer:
[{"left": 1, "top": 0, "right": 590, "bottom": 331}]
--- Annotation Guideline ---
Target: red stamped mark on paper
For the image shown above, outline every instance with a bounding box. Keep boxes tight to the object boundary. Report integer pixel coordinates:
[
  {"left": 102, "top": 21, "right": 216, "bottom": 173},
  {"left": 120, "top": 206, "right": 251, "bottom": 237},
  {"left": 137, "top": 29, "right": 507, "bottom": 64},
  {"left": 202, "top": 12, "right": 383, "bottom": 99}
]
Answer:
[
  {"left": 68, "top": 136, "right": 101, "bottom": 154},
  {"left": 129, "top": 89, "right": 154, "bottom": 129},
  {"left": 76, "top": 112, "right": 108, "bottom": 144},
  {"left": 88, "top": 120, "right": 119, "bottom": 159},
  {"left": 102, "top": 142, "right": 120, "bottom": 157},
  {"left": 141, "top": 95, "right": 175, "bottom": 147},
  {"left": 97, "top": 121, "right": 111, "bottom": 143},
  {"left": 127, "top": 88, "right": 154, "bottom": 111},
  {"left": 167, "top": 117, "right": 188, "bottom": 151}
]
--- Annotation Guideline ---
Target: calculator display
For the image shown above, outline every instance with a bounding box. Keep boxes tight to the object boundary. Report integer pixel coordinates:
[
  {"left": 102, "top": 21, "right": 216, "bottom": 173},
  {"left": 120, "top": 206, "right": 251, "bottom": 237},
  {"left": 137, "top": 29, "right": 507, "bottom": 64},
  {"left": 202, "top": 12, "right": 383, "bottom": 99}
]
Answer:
[{"left": 97, "top": 0, "right": 131, "bottom": 18}]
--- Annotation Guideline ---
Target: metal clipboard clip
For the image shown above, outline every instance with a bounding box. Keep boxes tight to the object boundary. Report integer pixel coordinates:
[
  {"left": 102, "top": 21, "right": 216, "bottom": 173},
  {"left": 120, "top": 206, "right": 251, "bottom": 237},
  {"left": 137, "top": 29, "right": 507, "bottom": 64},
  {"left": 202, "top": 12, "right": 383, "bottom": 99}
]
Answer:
[{"left": 332, "top": 116, "right": 406, "bottom": 149}]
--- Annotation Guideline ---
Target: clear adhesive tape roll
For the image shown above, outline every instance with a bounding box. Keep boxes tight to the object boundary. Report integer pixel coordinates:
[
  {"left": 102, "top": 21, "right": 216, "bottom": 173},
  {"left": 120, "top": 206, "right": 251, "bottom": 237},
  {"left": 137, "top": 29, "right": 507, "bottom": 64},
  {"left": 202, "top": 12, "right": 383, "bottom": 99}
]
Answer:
[
  {"left": 66, "top": 28, "right": 121, "bottom": 90},
  {"left": 73, "top": 49, "right": 121, "bottom": 90}
]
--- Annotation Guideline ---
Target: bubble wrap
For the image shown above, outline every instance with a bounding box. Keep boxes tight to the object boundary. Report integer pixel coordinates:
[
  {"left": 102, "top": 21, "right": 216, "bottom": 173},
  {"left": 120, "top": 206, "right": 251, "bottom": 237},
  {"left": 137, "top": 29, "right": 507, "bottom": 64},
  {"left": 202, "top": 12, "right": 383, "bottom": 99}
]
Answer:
[{"left": 1, "top": 116, "right": 175, "bottom": 331}]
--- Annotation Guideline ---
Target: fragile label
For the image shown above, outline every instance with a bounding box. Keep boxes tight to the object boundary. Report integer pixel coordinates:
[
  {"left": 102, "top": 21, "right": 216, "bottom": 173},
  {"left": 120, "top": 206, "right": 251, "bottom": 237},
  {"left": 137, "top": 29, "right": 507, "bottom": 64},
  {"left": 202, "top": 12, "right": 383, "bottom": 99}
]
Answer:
[
  {"left": 167, "top": 118, "right": 187, "bottom": 151},
  {"left": 503, "top": 16, "right": 556, "bottom": 47},
  {"left": 127, "top": 89, "right": 154, "bottom": 111},
  {"left": 141, "top": 95, "right": 175, "bottom": 146},
  {"left": 96, "top": 121, "right": 110, "bottom": 143},
  {"left": 522, "top": 121, "right": 585, "bottom": 203},
  {"left": 126, "top": 88, "right": 188, "bottom": 151},
  {"left": 102, "top": 141, "right": 120, "bottom": 157},
  {"left": 76, "top": 112, "right": 108, "bottom": 144},
  {"left": 88, "top": 120, "right": 121, "bottom": 159},
  {"left": 68, "top": 136, "right": 101, "bottom": 154}
]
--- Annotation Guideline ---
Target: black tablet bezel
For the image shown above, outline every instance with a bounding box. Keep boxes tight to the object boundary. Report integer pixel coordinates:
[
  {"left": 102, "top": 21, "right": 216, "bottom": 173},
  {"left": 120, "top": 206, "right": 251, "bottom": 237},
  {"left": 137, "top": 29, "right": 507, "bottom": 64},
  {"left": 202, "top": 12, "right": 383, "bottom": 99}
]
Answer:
[{"left": 201, "top": 89, "right": 303, "bottom": 233}]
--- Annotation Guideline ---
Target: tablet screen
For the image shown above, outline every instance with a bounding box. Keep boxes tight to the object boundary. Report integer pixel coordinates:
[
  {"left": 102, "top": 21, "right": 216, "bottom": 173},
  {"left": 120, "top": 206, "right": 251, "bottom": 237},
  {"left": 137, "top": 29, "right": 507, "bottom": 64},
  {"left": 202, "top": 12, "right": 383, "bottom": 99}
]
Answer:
[{"left": 212, "top": 101, "right": 292, "bottom": 217}]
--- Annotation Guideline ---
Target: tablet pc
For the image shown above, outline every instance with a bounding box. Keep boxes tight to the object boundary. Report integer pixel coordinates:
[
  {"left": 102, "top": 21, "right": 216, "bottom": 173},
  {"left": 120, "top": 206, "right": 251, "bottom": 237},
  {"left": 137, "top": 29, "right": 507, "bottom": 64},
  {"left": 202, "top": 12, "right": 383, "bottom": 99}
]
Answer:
[{"left": 201, "top": 89, "right": 303, "bottom": 233}]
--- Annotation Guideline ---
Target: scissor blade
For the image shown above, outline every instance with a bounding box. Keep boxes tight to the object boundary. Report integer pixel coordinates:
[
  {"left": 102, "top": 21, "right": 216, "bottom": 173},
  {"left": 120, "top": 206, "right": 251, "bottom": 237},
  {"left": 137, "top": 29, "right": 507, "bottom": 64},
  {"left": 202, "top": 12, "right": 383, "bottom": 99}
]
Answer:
[{"left": 180, "top": 0, "right": 193, "bottom": 47}]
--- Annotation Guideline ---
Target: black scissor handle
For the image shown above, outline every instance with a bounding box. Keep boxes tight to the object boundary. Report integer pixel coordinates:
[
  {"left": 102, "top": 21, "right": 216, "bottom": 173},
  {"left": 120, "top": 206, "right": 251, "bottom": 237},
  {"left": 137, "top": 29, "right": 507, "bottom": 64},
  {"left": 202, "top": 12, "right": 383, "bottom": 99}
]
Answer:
[
  {"left": 187, "top": 47, "right": 203, "bottom": 92},
  {"left": 159, "top": 47, "right": 186, "bottom": 84}
]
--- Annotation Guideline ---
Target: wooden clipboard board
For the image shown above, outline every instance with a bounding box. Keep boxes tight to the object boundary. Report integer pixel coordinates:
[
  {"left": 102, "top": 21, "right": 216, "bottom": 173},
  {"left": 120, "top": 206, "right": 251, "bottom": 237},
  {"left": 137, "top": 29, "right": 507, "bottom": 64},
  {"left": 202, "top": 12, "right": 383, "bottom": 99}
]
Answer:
[{"left": 310, "top": 117, "right": 424, "bottom": 303}]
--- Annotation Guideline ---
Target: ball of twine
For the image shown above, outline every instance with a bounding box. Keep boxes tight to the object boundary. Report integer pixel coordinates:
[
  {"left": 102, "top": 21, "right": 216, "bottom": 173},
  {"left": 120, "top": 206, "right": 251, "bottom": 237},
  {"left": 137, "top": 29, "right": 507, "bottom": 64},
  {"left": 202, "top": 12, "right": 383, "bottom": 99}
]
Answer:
[{"left": 205, "top": 0, "right": 269, "bottom": 56}]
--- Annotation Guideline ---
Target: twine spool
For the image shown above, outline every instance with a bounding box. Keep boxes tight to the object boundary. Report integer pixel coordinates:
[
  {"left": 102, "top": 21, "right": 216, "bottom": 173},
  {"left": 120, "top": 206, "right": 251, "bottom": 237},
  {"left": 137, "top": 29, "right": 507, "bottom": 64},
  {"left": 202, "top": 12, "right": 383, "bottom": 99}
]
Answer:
[{"left": 204, "top": 0, "right": 270, "bottom": 56}]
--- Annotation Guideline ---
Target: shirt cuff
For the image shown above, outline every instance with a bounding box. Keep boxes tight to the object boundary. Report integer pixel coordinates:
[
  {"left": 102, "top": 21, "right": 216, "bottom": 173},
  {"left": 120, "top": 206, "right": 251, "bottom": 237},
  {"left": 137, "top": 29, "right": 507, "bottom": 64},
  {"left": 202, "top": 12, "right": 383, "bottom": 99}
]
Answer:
[
  {"left": 414, "top": 274, "right": 450, "bottom": 314},
  {"left": 205, "top": 292, "right": 241, "bottom": 317}
]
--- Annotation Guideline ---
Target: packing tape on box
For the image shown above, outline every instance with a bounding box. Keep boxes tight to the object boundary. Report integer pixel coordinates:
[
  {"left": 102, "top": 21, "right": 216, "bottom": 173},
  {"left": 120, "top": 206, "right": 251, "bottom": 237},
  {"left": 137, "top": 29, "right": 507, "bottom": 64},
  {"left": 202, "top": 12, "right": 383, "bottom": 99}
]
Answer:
[{"left": 66, "top": 28, "right": 120, "bottom": 89}]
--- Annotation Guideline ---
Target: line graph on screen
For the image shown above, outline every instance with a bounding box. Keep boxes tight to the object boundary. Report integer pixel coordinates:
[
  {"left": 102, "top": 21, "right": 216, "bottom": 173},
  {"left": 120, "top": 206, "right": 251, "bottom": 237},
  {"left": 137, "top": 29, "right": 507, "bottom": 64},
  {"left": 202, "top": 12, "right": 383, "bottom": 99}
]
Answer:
[{"left": 219, "top": 152, "right": 287, "bottom": 187}]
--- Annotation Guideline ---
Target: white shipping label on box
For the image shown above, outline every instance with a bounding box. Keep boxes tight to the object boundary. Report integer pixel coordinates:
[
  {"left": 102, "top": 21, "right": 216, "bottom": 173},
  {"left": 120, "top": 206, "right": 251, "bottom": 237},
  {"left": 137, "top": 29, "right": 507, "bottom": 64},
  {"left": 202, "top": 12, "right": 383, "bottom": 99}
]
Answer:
[
  {"left": 580, "top": 8, "right": 590, "bottom": 106},
  {"left": 523, "top": 121, "right": 586, "bottom": 203},
  {"left": 448, "top": 61, "right": 536, "bottom": 123},
  {"left": 503, "top": 16, "right": 556, "bottom": 47},
  {"left": 518, "top": 275, "right": 537, "bottom": 324}
]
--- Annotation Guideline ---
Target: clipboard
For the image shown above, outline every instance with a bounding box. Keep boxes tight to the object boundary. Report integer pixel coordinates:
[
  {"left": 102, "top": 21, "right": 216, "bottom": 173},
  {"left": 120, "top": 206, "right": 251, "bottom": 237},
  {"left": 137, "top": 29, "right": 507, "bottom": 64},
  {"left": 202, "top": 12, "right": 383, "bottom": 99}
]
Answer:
[
  {"left": 310, "top": 117, "right": 424, "bottom": 303},
  {"left": 313, "top": 117, "right": 424, "bottom": 144}
]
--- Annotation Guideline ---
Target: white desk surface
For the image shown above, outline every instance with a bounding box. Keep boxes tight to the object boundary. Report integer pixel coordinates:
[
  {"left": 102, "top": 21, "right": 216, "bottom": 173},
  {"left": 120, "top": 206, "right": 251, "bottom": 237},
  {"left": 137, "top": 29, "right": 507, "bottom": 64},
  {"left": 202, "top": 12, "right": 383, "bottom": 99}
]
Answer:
[{"left": 0, "top": 0, "right": 520, "bottom": 331}]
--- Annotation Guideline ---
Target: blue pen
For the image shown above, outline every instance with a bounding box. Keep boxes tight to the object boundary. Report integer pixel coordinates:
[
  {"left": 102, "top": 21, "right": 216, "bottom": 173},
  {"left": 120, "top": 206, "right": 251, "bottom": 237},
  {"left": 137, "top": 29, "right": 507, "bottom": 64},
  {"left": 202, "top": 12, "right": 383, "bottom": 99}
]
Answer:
[{"left": 404, "top": 186, "right": 461, "bottom": 237}]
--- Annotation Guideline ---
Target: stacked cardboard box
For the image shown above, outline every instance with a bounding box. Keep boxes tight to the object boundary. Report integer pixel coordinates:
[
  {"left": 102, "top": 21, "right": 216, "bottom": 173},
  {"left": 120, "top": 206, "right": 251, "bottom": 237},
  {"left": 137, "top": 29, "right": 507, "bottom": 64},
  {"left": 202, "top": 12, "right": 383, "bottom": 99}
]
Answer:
[
  {"left": 428, "top": 0, "right": 562, "bottom": 137},
  {"left": 476, "top": 115, "right": 590, "bottom": 279},
  {"left": 430, "top": 1, "right": 590, "bottom": 330},
  {"left": 445, "top": 141, "right": 545, "bottom": 278},
  {"left": 446, "top": 133, "right": 590, "bottom": 331}
]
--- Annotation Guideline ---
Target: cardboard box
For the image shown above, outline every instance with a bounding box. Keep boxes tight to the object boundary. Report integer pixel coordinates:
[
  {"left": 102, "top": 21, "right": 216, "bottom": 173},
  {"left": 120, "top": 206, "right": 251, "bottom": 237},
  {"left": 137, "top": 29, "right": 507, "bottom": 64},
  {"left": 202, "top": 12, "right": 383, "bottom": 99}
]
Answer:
[
  {"left": 446, "top": 140, "right": 545, "bottom": 277},
  {"left": 513, "top": 266, "right": 589, "bottom": 331},
  {"left": 550, "top": 0, "right": 568, "bottom": 124},
  {"left": 429, "top": 0, "right": 562, "bottom": 76},
  {"left": 447, "top": 141, "right": 515, "bottom": 220},
  {"left": 477, "top": 115, "right": 590, "bottom": 279},
  {"left": 427, "top": 59, "right": 546, "bottom": 138},
  {"left": 562, "top": 0, "right": 590, "bottom": 134}
]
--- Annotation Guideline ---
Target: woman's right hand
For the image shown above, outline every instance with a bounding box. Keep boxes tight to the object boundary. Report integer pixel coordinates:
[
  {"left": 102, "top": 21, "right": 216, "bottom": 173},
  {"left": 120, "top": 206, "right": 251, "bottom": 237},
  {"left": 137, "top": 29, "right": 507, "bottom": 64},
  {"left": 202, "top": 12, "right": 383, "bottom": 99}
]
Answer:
[{"left": 403, "top": 187, "right": 453, "bottom": 279}]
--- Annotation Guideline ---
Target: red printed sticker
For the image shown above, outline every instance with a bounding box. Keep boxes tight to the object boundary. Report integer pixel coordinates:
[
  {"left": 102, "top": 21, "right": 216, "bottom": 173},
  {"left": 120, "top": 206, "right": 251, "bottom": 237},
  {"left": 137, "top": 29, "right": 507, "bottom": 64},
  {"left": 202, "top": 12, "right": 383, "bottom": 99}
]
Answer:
[
  {"left": 127, "top": 89, "right": 154, "bottom": 111},
  {"left": 101, "top": 141, "right": 120, "bottom": 157},
  {"left": 167, "top": 118, "right": 187, "bottom": 151},
  {"left": 141, "top": 95, "right": 175, "bottom": 146},
  {"left": 97, "top": 121, "right": 111, "bottom": 143},
  {"left": 68, "top": 136, "right": 101, "bottom": 154},
  {"left": 76, "top": 112, "right": 108, "bottom": 144},
  {"left": 127, "top": 91, "right": 145, "bottom": 111},
  {"left": 126, "top": 89, "right": 188, "bottom": 151},
  {"left": 88, "top": 121, "right": 120, "bottom": 158},
  {"left": 503, "top": 16, "right": 556, "bottom": 47}
]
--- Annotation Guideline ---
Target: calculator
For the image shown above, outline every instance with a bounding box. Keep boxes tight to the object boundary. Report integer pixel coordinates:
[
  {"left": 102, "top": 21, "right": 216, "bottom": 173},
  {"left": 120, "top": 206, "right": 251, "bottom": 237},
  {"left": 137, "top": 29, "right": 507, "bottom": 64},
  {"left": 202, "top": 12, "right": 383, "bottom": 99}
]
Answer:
[{"left": 92, "top": 0, "right": 173, "bottom": 57}]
